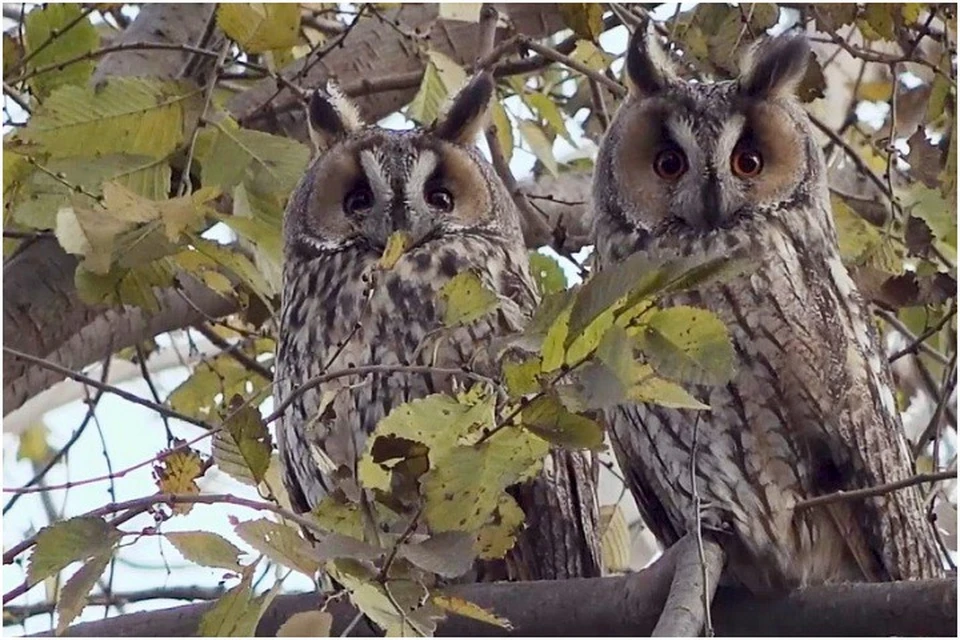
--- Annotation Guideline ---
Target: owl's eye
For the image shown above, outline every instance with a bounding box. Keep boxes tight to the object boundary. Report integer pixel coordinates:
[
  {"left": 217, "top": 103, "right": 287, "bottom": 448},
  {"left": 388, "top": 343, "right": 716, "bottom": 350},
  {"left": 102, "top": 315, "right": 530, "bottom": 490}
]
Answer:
[
  {"left": 653, "top": 149, "right": 687, "bottom": 181},
  {"left": 425, "top": 186, "right": 455, "bottom": 212},
  {"left": 344, "top": 186, "right": 374, "bottom": 214},
  {"left": 732, "top": 148, "right": 764, "bottom": 178}
]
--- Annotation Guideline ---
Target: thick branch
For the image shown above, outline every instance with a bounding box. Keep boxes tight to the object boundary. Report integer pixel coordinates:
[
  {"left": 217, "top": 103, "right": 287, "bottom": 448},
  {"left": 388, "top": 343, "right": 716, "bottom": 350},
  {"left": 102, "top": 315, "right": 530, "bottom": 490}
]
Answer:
[{"left": 37, "top": 577, "right": 957, "bottom": 637}]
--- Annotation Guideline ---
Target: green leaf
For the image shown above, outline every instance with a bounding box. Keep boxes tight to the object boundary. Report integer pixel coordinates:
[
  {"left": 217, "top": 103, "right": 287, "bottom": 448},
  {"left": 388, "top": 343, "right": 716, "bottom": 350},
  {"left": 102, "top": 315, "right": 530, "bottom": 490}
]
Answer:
[
  {"left": 168, "top": 348, "right": 271, "bottom": 420},
  {"left": 188, "top": 235, "right": 276, "bottom": 311},
  {"left": 519, "top": 120, "right": 558, "bottom": 176},
  {"left": 195, "top": 117, "right": 310, "bottom": 196},
  {"left": 634, "top": 306, "right": 735, "bottom": 386},
  {"left": 12, "top": 154, "right": 171, "bottom": 230},
  {"left": 217, "top": 3, "right": 301, "bottom": 53},
  {"left": 329, "top": 559, "right": 443, "bottom": 637},
  {"left": 55, "top": 552, "right": 111, "bottom": 634},
  {"left": 23, "top": 3, "right": 99, "bottom": 98},
  {"left": 906, "top": 184, "right": 954, "bottom": 242},
  {"left": 165, "top": 531, "right": 245, "bottom": 572},
  {"left": 520, "top": 394, "right": 605, "bottom": 449},
  {"left": 74, "top": 258, "right": 178, "bottom": 314},
  {"left": 630, "top": 366, "right": 709, "bottom": 410},
  {"left": 558, "top": 3, "right": 604, "bottom": 40},
  {"left": 408, "top": 50, "right": 468, "bottom": 126},
  {"left": 474, "top": 494, "right": 525, "bottom": 559},
  {"left": 490, "top": 99, "right": 514, "bottom": 164},
  {"left": 17, "top": 423, "right": 53, "bottom": 465},
  {"left": 398, "top": 531, "right": 477, "bottom": 578},
  {"left": 20, "top": 78, "right": 201, "bottom": 159},
  {"left": 832, "top": 194, "right": 882, "bottom": 264},
  {"left": 859, "top": 3, "right": 895, "bottom": 41},
  {"left": 235, "top": 518, "right": 320, "bottom": 577},
  {"left": 570, "top": 40, "right": 612, "bottom": 73},
  {"left": 197, "top": 565, "right": 259, "bottom": 636},
  {"left": 503, "top": 355, "right": 543, "bottom": 397},
  {"left": 523, "top": 93, "right": 574, "bottom": 145},
  {"left": 439, "top": 271, "right": 500, "bottom": 327},
  {"left": 434, "top": 594, "right": 513, "bottom": 630},
  {"left": 276, "top": 611, "right": 333, "bottom": 637},
  {"left": 212, "top": 401, "right": 272, "bottom": 486},
  {"left": 27, "top": 517, "right": 121, "bottom": 586}
]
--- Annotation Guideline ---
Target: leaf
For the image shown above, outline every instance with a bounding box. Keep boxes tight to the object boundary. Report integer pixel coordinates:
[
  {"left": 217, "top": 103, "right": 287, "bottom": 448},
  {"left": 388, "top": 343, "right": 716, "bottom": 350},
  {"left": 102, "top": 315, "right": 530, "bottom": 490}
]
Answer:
[
  {"left": 857, "top": 80, "right": 893, "bottom": 102},
  {"left": 490, "top": 99, "right": 514, "bottom": 164},
  {"left": 831, "top": 194, "right": 882, "bottom": 264},
  {"left": 26, "top": 517, "right": 121, "bottom": 586},
  {"left": 212, "top": 400, "right": 272, "bottom": 486},
  {"left": 379, "top": 231, "right": 411, "bottom": 269},
  {"left": 3, "top": 33, "right": 22, "bottom": 78},
  {"left": 906, "top": 184, "right": 953, "bottom": 241},
  {"left": 197, "top": 566, "right": 259, "bottom": 636},
  {"left": 24, "top": 3, "right": 99, "bottom": 98},
  {"left": 439, "top": 271, "right": 500, "bottom": 327},
  {"left": 189, "top": 236, "right": 276, "bottom": 311},
  {"left": 154, "top": 448, "right": 205, "bottom": 514},
  {"left": 165, "top": 531, "right": 245, "bottom": 572},
  {"left": 523, "top": 93, "right": 574, "bottom": 145},
  {"left": 195, "top": 117, "right": 310, "bottom": 196},
  {"left": 434, "top": 594, "right": 513, "bottom": 630},
  {"left": 168, "top": 349, "right": 271, "bottom": 420},
  {"left": 408, "top": 50, "right": 468, "bottom": 126},
  {"left": 519, "top": 120, "right": 558, "bottom": 176},
  {"left": 276, "top": 611, "right": 333, "bottom": 637},
  {"left": 797, "top": 52, "right": 826, "bottom": 103},
  {"left": 11, "top": 154, "right": 171, "bottom": 230},
  {"left": 74, "top": 258, "right": 178, "bottom": 314},
  {"left": 438, "top": 3, "right": 482, "bottom": 22},
  {"left": 329, "top": 560, "right": 443, "bottom": 637},
  {"left": 20, "top": 78, "right": 200, "bottom": 159},
  {"left": 559, "top": 3, "right": 604, "bottom": 40},
  {"left": 634, "top": 306, "right": 735, "bottom": 386},
  {"left": 906, "top": 127, "right": 943, "bottom": 189},
  {"left": 474, "top": 494, "right": 525, "bottom": 559},
  {"left": 217, "top": 3, "right": 301, "bottom": 53},
  {"left": 521, "top": 394, "right": 605, "bottom": 449},
  {"left": 235, "top": 518, "right": 321, "bottom": 577},
  {"left": 398, "top": 531, "right": 477, "bottom": 578},
  {"left": 503, "top": 355, "right": 543, "bottom": 397},
  {"left": 859, "top": 3, "right": 895, "bottom": 41},
  {"left": 55, "top": 552, "right": 111, "bottom": 634},
  {"left": 17, "top": 423, "right": 53, "bottom": 465},
  {"left": 630, "top": 366, "right": 709, "bottom": 410},
  {"left": 598, "top": 504, "right": 630, "bottom": 573},
  {"left": 570, "top": 40, "right": 612, "bottom": 73}
]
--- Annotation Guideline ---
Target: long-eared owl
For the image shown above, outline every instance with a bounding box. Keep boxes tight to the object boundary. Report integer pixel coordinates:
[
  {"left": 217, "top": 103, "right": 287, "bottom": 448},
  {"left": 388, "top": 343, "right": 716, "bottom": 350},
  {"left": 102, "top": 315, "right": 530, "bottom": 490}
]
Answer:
[
  {"left": 275, "top": 72, "right": 601, "bottom": 580},
  {"left": 590, "top": 27, "right": 945, "bottom": 592}
]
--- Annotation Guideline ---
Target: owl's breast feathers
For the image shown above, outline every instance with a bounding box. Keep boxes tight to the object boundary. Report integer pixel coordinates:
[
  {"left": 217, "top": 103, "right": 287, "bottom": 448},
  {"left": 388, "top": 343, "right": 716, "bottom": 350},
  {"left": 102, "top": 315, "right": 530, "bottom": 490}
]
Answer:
[{"left": 608, "top": 220, "right": 944, "bottom": 592}]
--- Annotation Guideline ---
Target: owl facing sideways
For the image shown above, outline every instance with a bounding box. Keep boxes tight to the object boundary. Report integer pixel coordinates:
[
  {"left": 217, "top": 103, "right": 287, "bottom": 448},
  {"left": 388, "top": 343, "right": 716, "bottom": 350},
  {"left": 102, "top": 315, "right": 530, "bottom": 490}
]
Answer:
[
  {"left": 591, "top": 27, "right": 946, "bottom": 593},
  {"left": 274, "top": 72, "right": 601, "bottom": 581}
]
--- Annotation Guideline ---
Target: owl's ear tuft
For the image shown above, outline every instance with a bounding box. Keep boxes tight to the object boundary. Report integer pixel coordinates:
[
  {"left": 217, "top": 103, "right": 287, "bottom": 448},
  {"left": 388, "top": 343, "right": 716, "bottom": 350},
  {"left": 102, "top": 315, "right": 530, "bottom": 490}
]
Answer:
[
  {"left": 738, "top": 34, "right": 810, "bottom": 99},
  {"left": 308, "top": 82, "right": 365, "bottom": 150},
  {"left": 433, "top": 71, "right": 495, "bottom": 145},
  {"left": 625, "top": 24, "right": 678, "bottom": 98}
]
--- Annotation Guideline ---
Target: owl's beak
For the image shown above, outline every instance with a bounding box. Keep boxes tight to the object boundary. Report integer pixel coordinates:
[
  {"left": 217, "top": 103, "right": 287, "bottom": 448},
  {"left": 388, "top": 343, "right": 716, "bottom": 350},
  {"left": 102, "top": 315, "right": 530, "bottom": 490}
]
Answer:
[{"left": 689, "top": 177, "right": 732, "bottom": 230}]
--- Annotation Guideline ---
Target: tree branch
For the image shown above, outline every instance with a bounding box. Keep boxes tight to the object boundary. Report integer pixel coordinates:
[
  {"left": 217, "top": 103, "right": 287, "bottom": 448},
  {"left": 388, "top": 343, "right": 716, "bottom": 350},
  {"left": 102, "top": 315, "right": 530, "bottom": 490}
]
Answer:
[
  {"left": 796, "top": 470, "right": 957, "bottom": 510},
  {"left": 35, "top": 577, "right": 958, "bottom": 637}
]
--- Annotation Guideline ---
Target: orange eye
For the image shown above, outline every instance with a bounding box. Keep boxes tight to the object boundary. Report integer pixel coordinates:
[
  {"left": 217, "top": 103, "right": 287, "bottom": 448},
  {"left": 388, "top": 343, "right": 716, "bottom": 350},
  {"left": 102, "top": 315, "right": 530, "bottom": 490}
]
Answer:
[
  {"left": 653, "top": 148, "right": 688, "bottom": 181},
  {"left": 732, "top": 148, "right": 763, "bottom": 177}
]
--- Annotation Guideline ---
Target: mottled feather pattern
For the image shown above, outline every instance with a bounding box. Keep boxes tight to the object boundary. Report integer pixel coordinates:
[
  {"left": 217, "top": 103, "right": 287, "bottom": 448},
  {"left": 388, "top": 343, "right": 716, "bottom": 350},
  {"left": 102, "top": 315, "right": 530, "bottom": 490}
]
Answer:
[
  {"left": 591, "top": 28, "right": 945, "bottom": 593},
  {"left": 276, "top": 75, "right": 601, "bottom": 581}
]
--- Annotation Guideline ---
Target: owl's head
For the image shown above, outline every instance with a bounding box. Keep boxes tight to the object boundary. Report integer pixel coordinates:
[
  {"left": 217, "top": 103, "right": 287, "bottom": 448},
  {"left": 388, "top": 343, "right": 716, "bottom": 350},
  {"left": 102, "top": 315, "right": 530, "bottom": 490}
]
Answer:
[
  {"left": 594, "top": 26, "right": 826, "bottom": 250},
  {"left": 284, "top": 72, "right": 518, "bottom": 260}
]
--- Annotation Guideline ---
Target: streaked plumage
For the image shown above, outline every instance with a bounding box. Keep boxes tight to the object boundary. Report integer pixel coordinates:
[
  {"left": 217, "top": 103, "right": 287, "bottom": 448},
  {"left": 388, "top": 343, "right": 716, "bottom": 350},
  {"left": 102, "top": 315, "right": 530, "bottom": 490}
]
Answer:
[
  {"left": 275, "top": 73, "right": 600, "bottom": 580},
  {"left": 591, "top": 28, "right": 945, "bottom": 592}
]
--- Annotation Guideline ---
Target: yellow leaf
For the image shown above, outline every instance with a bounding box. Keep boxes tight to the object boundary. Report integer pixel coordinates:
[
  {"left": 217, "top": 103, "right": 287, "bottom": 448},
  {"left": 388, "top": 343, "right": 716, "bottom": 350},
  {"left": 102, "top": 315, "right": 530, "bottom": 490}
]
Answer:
[
  {"left": 474, "top": 494, "right": 525, "bottom": 559},
  {"left": 570, "top": 40, "right": 612, "bottom": 74},
  {"left": 235, "top": 518, "right": 321, "bottom": 577},
  {"left": 598, "top": 504, "right": 631, "bottom": 573},
  {"left": 490, "top": 99, "right": 514, "bottom": 164},
  {"left": 408, "top": 50, "right": 468, "bottom": 126},
  {"left": 55, "top": 552, "right": 111, "bottom": 634},
  {"left": 154, "top": 447, "right": 205, "bottom": 514},
  {"left": 379, "top": 231, "right": 411, "bottom": 269},
  {"left": 166, "top": 531, "right": 245, "bottom": 572},
  {"left": 559, "top": 3, "right": 604, "bottom": 40},
  {"left": 217, "top": 3, "right": 301, "bottom": 53},
  {"left": 519, "top": 120, "right": 558, "bottom": 176},
  {"left": 17, "top": 423, "right": 53, "bottom": 465},
  {"left": 434, "top": 594, "right": 513, "bottom": 630},
  {"left": 439, "top": 271, "right": 500, "bottom": 327},
  {"left": 276, "top": 611, "right": 333, "bottom": 637},
  {"left": 634, "top": 305, "right": 735, "bottom": 386},
  {"left": 857, "top": 81, "right": 893, "bottom": 102}
]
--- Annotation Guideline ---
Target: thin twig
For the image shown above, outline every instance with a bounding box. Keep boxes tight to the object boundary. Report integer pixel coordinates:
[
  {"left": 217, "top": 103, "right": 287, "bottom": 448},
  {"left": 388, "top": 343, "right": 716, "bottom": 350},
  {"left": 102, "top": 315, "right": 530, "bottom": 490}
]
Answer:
[
  {"left": 888, "top": 303, "right": 956, "bottom": 364},
  {"left": 691, "top": 413, "right": 713, "bottom": 636},
  {"left": 2, "top": 81, "right": 30, "bottom": 112},
  {"left": 876, "top": 309, "right": 951, "bottom": 367},
  {"left": 795, "top": 470, "right": 957, "bottom": 510},
  {"left": 4, "top": 585, "right": 226, "bottom": 623},
  {"left": 192, "top": 323, "right": 273, "bottom": 381},
  {"left": 11, "top": 4, "right": 98, "bottom": 75},
  {"left": 517, "top": 35, "right": 626, "bottom": 97},
  {"left": 177, "top": 41, "right": 231, "bottom": 197}
]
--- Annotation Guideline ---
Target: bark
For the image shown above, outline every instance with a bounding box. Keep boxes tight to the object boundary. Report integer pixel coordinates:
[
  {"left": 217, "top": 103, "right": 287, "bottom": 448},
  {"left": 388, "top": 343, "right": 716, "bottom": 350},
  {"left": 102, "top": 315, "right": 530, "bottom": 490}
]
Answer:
[
  {"left": 2, "top": 3, "right": 592, "bottom": 416},
  {"left": 33, "top": 577, "right": 957, "bottom": 638}
]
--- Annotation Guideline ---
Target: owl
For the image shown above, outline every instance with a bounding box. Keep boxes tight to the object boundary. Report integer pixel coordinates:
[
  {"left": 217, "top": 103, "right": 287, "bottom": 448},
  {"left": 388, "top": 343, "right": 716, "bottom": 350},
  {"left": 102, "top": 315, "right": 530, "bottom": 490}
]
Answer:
[
  {"left": 590, "top": 28, "right": 946, "bottom": 593},
  {"left": 274, "top": 72, "right": 601, "bottom": 581}
]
